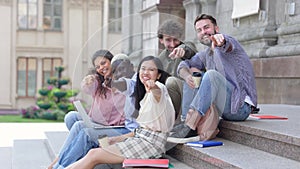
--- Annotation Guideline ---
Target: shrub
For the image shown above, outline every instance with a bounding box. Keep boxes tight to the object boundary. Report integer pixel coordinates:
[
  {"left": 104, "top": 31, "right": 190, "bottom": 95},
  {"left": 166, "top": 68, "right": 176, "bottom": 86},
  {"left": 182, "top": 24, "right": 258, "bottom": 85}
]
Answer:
[{"left": 20, "top": 105, "right": 41, "bottom": 119}]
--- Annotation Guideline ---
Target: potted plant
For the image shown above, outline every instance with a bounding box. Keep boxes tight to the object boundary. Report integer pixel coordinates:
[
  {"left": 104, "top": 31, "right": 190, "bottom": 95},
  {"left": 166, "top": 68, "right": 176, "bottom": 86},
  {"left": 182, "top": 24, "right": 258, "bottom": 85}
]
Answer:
[
  {"left": 38, "top": 88, "right": 50, "bottom": 96},
  {"left": 47, "top": 76, "right": 58, "bottom": 85},
  {"left": 58, "top": 77, "right": 70, "bottom": 86},
  {"left": 55, "top": 66, "right": 64, "bottom": 73},
  {"left": 58, "top": 102, "right": 69, "bottom": 111},
  {"left": 36, "top": 100, "right": 52, "bottom": 110},
  {"left": 53, "top": 88, "right": 67, "bottom": 98},
  {"left": 66, "top": 89, "right": 79, "bottom": 97}
]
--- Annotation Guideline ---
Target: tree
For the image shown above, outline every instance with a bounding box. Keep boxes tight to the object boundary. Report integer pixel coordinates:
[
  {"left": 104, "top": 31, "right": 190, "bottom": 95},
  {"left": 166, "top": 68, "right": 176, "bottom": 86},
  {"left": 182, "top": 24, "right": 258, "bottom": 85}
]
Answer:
[{"left": 21, "top": 66, "right": 79, "bottom": 121}]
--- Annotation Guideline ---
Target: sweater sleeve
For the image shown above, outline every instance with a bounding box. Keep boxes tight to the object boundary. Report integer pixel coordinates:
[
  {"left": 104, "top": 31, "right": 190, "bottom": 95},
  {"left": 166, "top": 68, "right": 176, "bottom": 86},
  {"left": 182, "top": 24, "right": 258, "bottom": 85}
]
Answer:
[
  {"left": 81, "top": 76, "right": 98, "bottom": 96},
  {"left": 178, "top": 41, "right": 197, "bottom": 60},
  {"left": 177, "top": 52, "right": 206, "bottom": 75}
]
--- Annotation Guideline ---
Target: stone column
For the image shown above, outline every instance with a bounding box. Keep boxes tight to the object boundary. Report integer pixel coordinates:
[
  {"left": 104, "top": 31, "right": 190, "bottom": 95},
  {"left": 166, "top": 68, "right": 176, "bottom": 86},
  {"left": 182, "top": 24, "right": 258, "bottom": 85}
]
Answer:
[
  {"left": 258, "top": 0, "right": 300, "bottom": 104},
  {"left": 230, "top": 0, "right": 277, "bottom": 58},
  {"left": 266, "top": 0, "right": 300, "bottom": 57},
  {"left": 0, "top": 0, "right": 14, "bottom": 108},
  {"left": 199, "top": 0, "right": 216, "bottom": 16},
  {"left": 122, "top": 0, "right": 143, "bottom": 67},
  {"left": 183, "top": 0, "right": 201, "bottom": 42}
]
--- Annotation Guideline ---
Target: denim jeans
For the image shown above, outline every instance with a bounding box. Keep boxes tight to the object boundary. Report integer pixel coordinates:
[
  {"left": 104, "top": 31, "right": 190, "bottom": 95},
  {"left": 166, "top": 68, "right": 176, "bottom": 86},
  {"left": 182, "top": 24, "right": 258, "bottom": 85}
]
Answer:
[
  {"left": 64, "top": 111, "right": 82, "bottom": 131},
  {"left": 53, "top": 126, "right": 130, "bottom": 169},
  {"left": 187, "top": 70, "right": 251, "bottom": 121},
  {"left": 181, "top": 83, "right": 198, "bottom": 121},
  {"left": 57, "top": 111, "right": 85, "bottom": 158}
]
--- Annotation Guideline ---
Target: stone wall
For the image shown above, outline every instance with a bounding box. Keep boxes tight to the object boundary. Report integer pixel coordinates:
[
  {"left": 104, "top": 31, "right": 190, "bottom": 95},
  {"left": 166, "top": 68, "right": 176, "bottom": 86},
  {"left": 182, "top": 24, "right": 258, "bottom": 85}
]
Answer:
[
  {"left": 187, "top": 0, "right": 300, "bottom": 105},
  {"left": 123, "top": 0, "right": 300, "bottom": 105}
]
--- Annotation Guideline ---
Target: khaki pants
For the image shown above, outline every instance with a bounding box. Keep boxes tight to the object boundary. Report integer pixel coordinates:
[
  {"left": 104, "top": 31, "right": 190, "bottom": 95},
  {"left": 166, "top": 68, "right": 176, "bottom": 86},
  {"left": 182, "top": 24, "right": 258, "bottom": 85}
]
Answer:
[
  {"left": 185, "top": 105, "right": 220, "bottom": 140},
  {"left": 165, "top": 76, "right": 183, "bottom": 120}
]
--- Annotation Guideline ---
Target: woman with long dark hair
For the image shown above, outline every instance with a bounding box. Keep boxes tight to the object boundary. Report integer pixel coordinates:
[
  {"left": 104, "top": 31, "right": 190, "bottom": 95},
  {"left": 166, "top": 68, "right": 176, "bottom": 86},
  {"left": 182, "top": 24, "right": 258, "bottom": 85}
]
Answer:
[
  {"left": 48, "top": 50, "right": 128, "bottom": 169},
  {"left": 66, "top": 56, "right": 174, "bottom": 169}
]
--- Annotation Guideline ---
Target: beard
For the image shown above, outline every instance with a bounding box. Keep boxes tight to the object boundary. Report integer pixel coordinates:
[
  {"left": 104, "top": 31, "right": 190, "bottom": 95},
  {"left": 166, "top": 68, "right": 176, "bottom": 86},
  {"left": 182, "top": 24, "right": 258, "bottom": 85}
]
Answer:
[
  {"left": 200, "top": 37, "right": 211, "bottom": 47},
  {"left": 200, "top": 30, "right": 217, "bottom": 47}
]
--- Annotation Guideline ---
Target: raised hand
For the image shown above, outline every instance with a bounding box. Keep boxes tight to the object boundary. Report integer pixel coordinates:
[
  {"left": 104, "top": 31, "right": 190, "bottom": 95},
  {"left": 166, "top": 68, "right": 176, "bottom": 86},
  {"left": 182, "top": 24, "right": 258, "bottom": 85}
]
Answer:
[
  {"left": 168, "top": 47, "right": 186, "bottom": 59},
  {"left": 145, "top": 79, "right": 156, "bottom": 93},
  {"left": 83, "top": 75, "right": 96, "bottom": 85},
  {"left": 210, "top": 34, "right": 225, "bottom": 49}
]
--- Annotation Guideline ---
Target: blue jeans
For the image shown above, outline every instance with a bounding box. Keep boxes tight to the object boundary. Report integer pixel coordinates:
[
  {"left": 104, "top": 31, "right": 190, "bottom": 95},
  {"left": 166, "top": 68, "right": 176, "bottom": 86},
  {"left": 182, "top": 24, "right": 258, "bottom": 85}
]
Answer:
[
  {"left": 57, "top": 111, "right": 85, "bottom": 159},
  {"left": 64, "top": 111, "right": 82, "bottom": 131},
  {"left": 53, "top": 126, "right": 130, "bottom": 169},
  {"left": 187, "top": 70, "right": 251, "bottom": 121},
  {"left": 181, "top": 83, "right": 198, "bottom": 121}
]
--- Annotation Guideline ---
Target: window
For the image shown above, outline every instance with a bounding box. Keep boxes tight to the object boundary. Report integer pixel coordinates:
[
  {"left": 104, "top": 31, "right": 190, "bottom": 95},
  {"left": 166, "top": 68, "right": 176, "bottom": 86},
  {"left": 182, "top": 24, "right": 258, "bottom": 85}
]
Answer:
[
  {"left": 42, "top": 58, "right": 62, "bottom": 86},
  {"left": 109, "top": 0, "right": 122, "bottom": 33},
  {"left": 17, "top": 58, "right": 37, "bottom": 97},
  {"left": 17, "top": 0, "right": 38, "bottom": 29},
  {"left": 43, "top": 0, "right": 63, "bottom": 30},
  {"left": 232, "top": 0, "right": 260, "bottom": 19}
]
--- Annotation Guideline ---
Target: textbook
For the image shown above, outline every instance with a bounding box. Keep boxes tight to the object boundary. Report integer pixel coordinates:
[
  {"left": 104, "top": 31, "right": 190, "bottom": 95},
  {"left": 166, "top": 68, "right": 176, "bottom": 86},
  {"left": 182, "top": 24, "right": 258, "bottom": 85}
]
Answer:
[
  {"left": 185, "top": 140, "right": 223, "bottom": 148},
  {"left": 122, "top": 159, "right": 169, "bottom": 168},
  {"left": 249, "top": 114, "right": 288, "bottom": 120}
]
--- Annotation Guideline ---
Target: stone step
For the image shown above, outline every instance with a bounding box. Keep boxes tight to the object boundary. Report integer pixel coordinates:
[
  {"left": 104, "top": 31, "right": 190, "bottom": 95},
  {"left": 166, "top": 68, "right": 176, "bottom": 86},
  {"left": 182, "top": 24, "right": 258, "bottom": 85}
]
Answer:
[
  {"left": 167, "top": 137, "right": 300, "bottom": 169},
  {"left": 0, "top": 147, "right": 12, "bottom": 169},
  {"left": 12, "top": 139, "right": 52, "bottom": 169},
  {"left": 219, "top": 104, "right": 300, "bottom": 162},
  {"left": 45, "top": 131, "right": 194, "bottom": 169},
  {"left": 45, "top": 131, "right": 68, "bottom": 160},
  {"left": 167, "top": 104, "right": 300, "bottom": 168}
]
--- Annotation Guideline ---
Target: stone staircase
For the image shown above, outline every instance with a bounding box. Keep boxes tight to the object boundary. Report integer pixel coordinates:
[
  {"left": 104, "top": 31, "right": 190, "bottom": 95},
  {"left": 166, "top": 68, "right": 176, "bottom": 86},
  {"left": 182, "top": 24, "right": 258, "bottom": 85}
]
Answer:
[
  {"left": 1, "top": 104, "right": 300, "bottom": 169},
  {"left": 167, "top": 104, "right": 300, "bottom": 169}
]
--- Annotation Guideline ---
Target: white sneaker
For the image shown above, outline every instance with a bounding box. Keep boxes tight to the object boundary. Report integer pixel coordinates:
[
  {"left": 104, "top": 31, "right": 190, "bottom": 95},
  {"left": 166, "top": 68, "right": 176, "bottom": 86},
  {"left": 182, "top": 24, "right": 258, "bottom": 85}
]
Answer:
[{"left": 167, "top": 136, "right": 200, "bottom": 144}]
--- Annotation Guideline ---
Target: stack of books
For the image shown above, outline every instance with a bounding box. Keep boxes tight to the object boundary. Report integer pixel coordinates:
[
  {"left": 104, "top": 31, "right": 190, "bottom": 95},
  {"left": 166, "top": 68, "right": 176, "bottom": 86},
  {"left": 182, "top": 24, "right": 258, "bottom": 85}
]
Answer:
[{"left": 122, "top": 159, "right": 169, "bottom": 168}]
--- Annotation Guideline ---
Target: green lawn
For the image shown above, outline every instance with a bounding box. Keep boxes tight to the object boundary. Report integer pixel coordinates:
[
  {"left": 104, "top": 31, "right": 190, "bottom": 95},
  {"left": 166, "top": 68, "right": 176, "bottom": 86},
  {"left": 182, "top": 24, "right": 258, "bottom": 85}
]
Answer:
[{"left": 0, "top": 114, "right": 62, "bottom": 123}]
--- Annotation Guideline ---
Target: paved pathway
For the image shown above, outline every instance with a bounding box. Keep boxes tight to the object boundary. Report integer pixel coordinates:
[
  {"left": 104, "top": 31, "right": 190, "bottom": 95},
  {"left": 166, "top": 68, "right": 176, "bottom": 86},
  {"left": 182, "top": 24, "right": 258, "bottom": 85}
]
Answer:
[{"left": 0, "top": 123, "right": 67, "bottom": 147}]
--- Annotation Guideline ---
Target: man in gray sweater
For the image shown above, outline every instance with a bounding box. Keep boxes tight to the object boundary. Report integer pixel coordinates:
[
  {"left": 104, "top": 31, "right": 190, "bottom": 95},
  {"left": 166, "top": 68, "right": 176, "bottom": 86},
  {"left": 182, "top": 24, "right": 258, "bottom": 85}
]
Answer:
[
  {"left": 171, "top": 14, "right": 258, "bottom": 141},
  {"left": 157, "top": 19, "right": 198, "bottom": 121}
]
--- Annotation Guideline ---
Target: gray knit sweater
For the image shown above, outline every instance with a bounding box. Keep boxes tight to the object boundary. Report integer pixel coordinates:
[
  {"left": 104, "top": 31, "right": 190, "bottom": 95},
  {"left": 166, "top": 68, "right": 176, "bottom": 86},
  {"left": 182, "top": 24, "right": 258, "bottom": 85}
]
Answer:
[{"left": 177, "top": 34, "right": 257, "bottom": 114}]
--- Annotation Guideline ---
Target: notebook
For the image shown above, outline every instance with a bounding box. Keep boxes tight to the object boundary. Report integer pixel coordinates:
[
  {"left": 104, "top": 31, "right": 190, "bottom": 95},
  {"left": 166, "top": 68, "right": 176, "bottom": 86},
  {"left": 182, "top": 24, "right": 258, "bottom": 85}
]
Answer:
[
  {"left": 122, "top": 159, "right": 169, "bottom": 168},
  {"left": 249, "top": 114, "right": 288, "bottom": 120},
  {"left": 73, "top": 100, "right": 125, "bottom": 129},
  {"left": 185, "top": 140, "right": 223, "bottom": 148}
]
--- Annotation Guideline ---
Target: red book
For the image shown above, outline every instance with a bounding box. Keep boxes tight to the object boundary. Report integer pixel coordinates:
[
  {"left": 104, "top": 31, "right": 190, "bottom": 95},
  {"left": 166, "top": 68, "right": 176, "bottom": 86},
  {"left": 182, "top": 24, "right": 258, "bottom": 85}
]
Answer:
[
  {"left": 249, "top": 114, "right": 288, "bottom": 120},
  {"left": 122, "top": 159, "right": 169, "bottom": 168}
]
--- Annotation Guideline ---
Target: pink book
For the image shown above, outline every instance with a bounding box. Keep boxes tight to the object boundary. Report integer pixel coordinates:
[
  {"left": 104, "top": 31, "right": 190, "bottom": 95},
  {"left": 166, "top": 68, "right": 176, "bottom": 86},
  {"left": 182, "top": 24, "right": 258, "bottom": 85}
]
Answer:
[
  {"left": 122, "top": 159, "right": 169, "bottom": 168},
  {"left": 249, "top": 114, "right": 288, "bottom": 120}
]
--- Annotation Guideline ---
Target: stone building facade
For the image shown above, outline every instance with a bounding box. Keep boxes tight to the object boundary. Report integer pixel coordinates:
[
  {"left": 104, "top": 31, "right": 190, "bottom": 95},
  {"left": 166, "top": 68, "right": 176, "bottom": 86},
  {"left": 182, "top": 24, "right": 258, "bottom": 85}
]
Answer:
[
  {"left": 0, "top": 0, "right": 122, "bottom": 109},
  {"left": 0, "top": 0, "right": 299, "bottom": 110}
]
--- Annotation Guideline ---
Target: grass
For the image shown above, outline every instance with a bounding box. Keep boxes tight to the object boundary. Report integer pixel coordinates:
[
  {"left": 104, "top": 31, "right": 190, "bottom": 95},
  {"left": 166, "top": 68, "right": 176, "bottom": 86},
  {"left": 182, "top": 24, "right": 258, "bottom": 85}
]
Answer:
[{"left": 0, "top": 114, "right": 62, "bottom": 123}]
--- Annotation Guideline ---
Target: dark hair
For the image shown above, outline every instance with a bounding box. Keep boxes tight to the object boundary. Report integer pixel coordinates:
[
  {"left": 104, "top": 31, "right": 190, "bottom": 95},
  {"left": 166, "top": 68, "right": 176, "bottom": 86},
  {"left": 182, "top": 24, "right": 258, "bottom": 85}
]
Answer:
[
  {"left": 91, "top": 49, "right": 114, "bottom": 98},
  {"left": 194, "top": 14, "right": 217, "bottom": 26},
  {"left": 133, "top": 56, "right": 170, "bottom": 111},
  {"left": 92, "top": 49, "right": 114, "bottom": 64},
  {"left": 157, "top": 19, "right": 184, "bottom": 40}
]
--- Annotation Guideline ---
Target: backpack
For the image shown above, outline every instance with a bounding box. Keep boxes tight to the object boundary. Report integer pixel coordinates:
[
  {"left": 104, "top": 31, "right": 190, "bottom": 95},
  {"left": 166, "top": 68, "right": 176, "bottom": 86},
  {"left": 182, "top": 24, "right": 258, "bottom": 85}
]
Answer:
[{"left": 185, "top": 104, "right": 220, "bottom": 140}]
